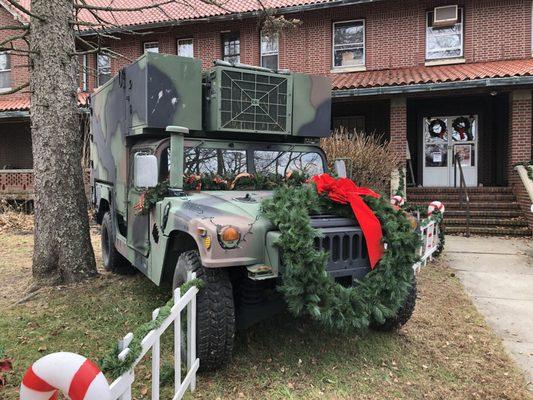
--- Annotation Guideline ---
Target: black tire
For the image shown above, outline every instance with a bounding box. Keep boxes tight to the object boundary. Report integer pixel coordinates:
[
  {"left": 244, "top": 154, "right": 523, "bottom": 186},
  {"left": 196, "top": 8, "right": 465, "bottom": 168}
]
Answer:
[
  {"left": 101, "top": 212, "right": 133, "bottom": 274},
  {"left": 374, "top": 279, "right": 417, "bottom": 332},
  {"left": 173, "top": 250, "right": 235, "bottom": 371}
]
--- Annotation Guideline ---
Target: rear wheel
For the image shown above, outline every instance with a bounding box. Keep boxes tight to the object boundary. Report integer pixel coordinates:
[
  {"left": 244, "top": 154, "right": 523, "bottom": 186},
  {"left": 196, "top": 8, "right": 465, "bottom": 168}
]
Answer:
[
  {"left": 101, "top": 212, "right": 133, "bottom": 274},
  {"left": 172, "top": 250, "right": 235, "bottom": 371},
  {"left": 374, "top": 279, "right": 417, "bottom": 332}
]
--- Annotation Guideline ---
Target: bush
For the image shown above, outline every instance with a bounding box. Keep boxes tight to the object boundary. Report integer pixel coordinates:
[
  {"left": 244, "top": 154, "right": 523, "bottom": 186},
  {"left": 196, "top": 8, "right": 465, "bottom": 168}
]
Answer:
[{"left": 320, "top": 128, "right": 402, "bottom": 194}]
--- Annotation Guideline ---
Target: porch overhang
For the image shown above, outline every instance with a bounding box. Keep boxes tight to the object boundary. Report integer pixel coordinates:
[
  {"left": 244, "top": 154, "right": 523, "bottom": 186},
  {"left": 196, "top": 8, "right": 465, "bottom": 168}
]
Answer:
[
  {"left": 333, "top": 75, "right": 533, "bottom": 98},
  {"left": 331, "top": 58, "right": 533, "bottom": 98}
]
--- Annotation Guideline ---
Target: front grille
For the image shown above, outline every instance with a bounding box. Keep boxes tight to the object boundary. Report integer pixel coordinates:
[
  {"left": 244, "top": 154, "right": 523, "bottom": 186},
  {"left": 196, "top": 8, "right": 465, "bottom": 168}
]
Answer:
[{"left": 313, "top": 226, "right": 371, "bottom": 280}]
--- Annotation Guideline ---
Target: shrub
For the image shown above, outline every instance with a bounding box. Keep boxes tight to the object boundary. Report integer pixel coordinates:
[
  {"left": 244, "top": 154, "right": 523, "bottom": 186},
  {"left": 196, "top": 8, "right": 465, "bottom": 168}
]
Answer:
[
  {"left": 320, "top": 128, "right": 402, "bottom": 194},
  {"left": 0, "top": 199, "right": 34, "bottom": 233}
]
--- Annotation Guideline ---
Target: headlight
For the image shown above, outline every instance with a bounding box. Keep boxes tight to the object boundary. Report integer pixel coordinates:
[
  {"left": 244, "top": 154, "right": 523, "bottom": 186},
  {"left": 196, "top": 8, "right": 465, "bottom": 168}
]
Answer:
[{"left": 218, "top": 226, "right": 241, "bottom": 249}]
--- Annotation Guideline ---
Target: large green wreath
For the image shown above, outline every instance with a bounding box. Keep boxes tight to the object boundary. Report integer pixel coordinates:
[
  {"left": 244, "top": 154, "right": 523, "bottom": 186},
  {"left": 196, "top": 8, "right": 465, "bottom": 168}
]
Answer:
[{"left": 261, "top": 183, "right": 420, "bottom": 332}]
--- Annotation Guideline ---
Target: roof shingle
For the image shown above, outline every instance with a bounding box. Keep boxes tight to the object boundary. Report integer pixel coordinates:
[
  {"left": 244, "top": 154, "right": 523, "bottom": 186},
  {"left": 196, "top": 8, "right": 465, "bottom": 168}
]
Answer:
[{"left": 331, "top": 59, "right": 533, "bottom": 90}]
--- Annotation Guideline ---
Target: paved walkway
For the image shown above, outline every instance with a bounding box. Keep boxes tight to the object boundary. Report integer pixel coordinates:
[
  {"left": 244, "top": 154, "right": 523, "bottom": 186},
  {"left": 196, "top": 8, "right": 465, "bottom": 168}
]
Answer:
[{"left": 445, "top": 235, "right": 533, "bottom": 388}]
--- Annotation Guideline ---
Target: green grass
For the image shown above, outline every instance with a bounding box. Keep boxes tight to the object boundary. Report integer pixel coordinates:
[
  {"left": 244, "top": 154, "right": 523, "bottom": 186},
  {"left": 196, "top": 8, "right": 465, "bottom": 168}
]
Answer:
[{"left": 0, "top": 230, "right": 531, "bottom": 400}]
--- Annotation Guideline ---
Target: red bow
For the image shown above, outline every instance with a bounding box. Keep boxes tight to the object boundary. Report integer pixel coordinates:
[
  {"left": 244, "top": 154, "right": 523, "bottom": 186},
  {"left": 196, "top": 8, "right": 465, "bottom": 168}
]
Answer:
[{"left": 312, "top": 174, "right": 384, "bottom": 269}]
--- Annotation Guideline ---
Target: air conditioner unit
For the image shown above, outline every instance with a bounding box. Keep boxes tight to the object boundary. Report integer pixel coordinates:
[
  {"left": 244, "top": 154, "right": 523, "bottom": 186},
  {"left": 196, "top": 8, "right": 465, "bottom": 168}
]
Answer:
[{"left": 433, "top": 5, "right": 458, "bottom": 27}]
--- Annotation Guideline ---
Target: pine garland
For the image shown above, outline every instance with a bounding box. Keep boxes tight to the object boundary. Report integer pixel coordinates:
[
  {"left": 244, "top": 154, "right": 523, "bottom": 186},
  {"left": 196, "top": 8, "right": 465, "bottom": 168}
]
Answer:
[
  {"left": 261, "top": 183, "right": 420, "bottom": 332},
  {"left": 99, "top": 279, "right": 204, "bottom": 379}
]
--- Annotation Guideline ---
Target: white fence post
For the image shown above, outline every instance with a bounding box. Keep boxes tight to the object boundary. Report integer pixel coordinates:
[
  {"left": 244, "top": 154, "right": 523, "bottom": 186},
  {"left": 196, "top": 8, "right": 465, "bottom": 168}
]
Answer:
[
  {"left": 108, "top": 284, "right": 199, "bottom": 400},
  {"left": 151, "top": 308, "right": 161, "bottom": 400}
]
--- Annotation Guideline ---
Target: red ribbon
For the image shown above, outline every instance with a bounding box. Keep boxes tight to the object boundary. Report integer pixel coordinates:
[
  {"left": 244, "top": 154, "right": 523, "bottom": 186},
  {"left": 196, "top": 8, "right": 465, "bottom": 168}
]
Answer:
[{"left": 312, "top": 174, "right": 383, "bottom": 269}]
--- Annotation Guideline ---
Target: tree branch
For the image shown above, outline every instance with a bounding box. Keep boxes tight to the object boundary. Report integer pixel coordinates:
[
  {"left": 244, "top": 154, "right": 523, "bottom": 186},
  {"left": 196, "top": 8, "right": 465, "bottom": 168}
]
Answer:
[
  {"left": 73, "top": 0, "right": 175, "bottom": 12},
  {"left": 3, "top": 0, "right": 45, "bottom": 21},
  {"left": 0, "top": 81, "right": 29, "bottom": 95}
]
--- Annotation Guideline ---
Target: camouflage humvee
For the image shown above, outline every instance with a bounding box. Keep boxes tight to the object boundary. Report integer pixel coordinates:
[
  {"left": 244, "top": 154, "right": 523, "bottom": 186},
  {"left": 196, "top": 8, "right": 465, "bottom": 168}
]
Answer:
[{"left": 90, "top": 53, "right": 416, "bottom": 371}]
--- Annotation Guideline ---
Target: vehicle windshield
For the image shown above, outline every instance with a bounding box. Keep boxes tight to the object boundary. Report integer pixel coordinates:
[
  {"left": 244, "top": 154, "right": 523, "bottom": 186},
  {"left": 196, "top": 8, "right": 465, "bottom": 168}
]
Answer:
[
  {"left": 183, "top": 147, "right": 324, "bottom": 177},
  {"left": 161, "top": 143, "right": 325, "bottom": 183}
]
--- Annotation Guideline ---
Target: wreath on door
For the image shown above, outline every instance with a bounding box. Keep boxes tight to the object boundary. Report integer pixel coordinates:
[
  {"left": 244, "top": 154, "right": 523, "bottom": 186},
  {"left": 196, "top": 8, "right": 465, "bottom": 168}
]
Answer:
[
  {"left": 452, "top": 116, "right": 473, "bottom": 141},
  {"left": 428, "top": 118, "right": 447, "bottom": 139}
]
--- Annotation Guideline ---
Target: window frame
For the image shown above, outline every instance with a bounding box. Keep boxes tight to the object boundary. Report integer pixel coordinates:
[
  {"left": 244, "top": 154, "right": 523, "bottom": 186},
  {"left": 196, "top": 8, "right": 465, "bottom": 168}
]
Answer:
[
  {"left": 0, "top": 51, "right": 11, "bottom": 90},
  {"left": 143, "top": 41, "right": 159, "bottom": 54},
  {"left": 81, "top": 53, "right": 88, "bottom": 92},
  {"left": 177, "top": 38, "right": 194, "bottom": 58},
  {"left": 260, "top": 32, "right": 279, "bottom": 70},
  {"left": 332, "top": 19, "right": 366, "bottom": 69},
  {"left": 96, "top": 52, "right": 111, "bottom": 87},
  {"left": 425, "top": 8, "right": 464, "bottom": 61},
  {"left": 221, "top": 31, "right": 241, "bottom": 64}
]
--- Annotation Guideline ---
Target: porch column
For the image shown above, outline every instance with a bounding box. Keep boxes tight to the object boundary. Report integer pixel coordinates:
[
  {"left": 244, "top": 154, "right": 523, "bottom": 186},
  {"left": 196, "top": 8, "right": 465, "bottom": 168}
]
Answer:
[
  {"left": 509, "top": 89, "right": 533, "bottom": 233},
  {"left": 509, "top": 90, "right": 532, "bottom": 182},
  {"left": 389, "top": 97, "right": 407, "bottom": 160},
  {"left": 390, "top": 97, "right": 407, "bottom": 195}
]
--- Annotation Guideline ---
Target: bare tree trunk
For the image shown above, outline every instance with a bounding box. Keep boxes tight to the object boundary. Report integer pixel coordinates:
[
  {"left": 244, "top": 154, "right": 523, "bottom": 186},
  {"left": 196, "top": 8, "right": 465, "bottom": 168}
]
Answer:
[{"left": 29, "top": 0, "right": 97, "bottom": 285}]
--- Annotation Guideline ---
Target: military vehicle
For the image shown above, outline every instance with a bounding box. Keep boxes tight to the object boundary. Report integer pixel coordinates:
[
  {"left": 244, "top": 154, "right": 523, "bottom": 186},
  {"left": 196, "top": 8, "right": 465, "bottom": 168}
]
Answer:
[{"left": 90, "top": 53, "right": 416, "bottom": 371}]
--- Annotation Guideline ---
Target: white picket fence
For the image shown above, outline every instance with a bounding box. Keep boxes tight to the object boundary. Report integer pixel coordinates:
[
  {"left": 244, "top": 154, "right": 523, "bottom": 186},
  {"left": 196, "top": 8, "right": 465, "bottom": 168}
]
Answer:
[
  {"left": 413, "top": 218, "right": 441, "bottom": 273},
  {"left": 109, "top": 279, "right": 199, "bottom": 400}
]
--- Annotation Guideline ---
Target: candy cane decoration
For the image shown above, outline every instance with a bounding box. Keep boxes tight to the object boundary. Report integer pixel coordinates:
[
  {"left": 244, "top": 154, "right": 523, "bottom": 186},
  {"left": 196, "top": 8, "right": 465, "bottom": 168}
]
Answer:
[
  {"left": 391, "top": 195, "right": 405, "bottom": 207},
  {"left": 428, "top": 201, "right": 445, "bottom": 216},
  {"left": 20, "top": 352, "right": 111, "bottom": 400}
]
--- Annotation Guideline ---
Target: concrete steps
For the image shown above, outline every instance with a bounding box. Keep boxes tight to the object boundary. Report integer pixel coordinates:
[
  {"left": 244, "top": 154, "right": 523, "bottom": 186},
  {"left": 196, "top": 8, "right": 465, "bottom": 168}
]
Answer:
[{"left": 407, "top": 186, "right": 531, "bottom": 236}]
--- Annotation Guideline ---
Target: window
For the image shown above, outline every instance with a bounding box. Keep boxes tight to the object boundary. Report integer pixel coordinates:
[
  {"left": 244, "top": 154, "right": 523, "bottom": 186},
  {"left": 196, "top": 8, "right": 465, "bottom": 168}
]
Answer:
[
  {"left": 96, "top": 53, "right": 111, "bottom": 87},
  {"left": 81, "top": 54, "right": 88, "bottom": 92},
  {"left": 184, "top": 148, "right": 247, "bottom": 176},
  {"left": 332, "top": 20, "right": 365, "bottom": 68},
  {"left": 222, "top": 32, "right": 240, "bottom": 64},
  {"left": 260, "top": 33, "right": 279, "bottom": 69},
  {"left": 0, "top": 52, "right": 11, "bottom": 90},
  {"left": 144, "top": 42, "right": 159, "bottom": 53},
  {"left": 426, "top": 8, "right": 463, "bottom": 60},
  {"left": 254, "top": 150, "right": 324, "bottom": 176},
  {"left": 177, "top": 38, "right": 194, "bottom": 58}
]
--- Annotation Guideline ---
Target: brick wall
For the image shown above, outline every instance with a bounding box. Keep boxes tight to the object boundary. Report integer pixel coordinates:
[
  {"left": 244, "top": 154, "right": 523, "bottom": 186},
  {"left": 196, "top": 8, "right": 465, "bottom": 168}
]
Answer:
[
  {"left": 0, "top": 7, "right": 29, "bottom": 102},
  {"left": 389, "top": 98, "right": 407, "bottom": 161},
  {"left": 78, "top": 0, "right": 533, "bottom": 93},
  {"left": 509, "top": 90, "right": 533, "bottom": 232}
]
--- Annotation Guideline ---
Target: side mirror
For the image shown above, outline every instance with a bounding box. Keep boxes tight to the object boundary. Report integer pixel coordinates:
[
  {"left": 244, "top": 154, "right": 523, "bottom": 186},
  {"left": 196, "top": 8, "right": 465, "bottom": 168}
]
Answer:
[
  {"left": 333, "top": 159, "right": 348, "bottom": 178},
  {"left": 134, "top": 153, "right": 158, "bottom": 188}
]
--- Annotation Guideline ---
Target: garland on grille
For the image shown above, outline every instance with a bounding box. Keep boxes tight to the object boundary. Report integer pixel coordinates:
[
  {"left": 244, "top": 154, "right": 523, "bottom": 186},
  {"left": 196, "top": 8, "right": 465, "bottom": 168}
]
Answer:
[
  {"left": 261, "top": 183, "right": 420, "bottom": 332},
  {"left": 99, "top": 279, "right": 204, "bottom": 380}
]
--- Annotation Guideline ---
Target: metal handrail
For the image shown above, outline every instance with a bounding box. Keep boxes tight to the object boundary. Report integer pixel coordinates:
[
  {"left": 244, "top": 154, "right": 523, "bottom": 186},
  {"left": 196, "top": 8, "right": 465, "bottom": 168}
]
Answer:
[{"left": 454, "top": 153, "right": 471, "bottom": 237}]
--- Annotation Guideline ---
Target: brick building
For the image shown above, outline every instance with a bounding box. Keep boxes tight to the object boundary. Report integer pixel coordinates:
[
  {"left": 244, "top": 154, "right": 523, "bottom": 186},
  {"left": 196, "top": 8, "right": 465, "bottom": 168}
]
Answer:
[{"left": 0, "top": 0, "right": 532, "bottom": 234}]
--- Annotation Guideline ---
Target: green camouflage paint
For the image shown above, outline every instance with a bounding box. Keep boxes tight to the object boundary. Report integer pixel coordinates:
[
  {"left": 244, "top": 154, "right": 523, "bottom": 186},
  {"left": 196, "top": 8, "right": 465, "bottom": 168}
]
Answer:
[{"left": 90, "top": 54, "right": 332, "bottom": 285}]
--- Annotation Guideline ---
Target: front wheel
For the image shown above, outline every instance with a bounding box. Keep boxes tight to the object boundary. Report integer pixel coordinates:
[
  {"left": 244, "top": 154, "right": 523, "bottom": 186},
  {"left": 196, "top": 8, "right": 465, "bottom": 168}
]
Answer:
[
  {"left": 374, "top": 279, "right": 417, "bottom": 332},
  {"left": 173, "top": 250, "right": 235, "bottom": 371},
  {"left": 101, "top": 212, "right": 133, "bottom": 274}
]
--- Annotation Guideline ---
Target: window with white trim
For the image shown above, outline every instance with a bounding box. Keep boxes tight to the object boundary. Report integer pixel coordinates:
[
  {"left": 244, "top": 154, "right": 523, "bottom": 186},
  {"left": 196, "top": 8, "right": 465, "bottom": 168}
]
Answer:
[
  {"left": 177, "top": 38, "right": 194, "bottom": 58},
  {"left": 260, "top": 33, "right": 279, "bottom": 69},
  {"left": 426, "top": 8, "right": 463, "bottom": 60},
  {"left": 0, "top": 52, "right": 11, "bottom": 90},
  {"left": 96, "top": 53, "right": 111, "bottom": 87},
  {"left": 332, "top": 20, "right": 365, "bottom": 68},
  {"left": 144, "top": 42, "right": 159, "bottom": 53}
]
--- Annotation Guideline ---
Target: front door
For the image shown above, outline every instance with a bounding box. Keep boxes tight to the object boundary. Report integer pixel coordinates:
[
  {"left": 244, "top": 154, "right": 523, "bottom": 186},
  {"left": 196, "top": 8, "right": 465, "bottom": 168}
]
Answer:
[{"left": 422, "top": 115, "right": 478, "bottom": 187}]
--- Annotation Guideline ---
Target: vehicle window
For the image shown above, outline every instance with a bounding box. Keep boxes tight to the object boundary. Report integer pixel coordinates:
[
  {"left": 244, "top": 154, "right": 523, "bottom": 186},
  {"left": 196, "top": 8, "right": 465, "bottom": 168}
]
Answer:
[
  {"left": 254, "top": 150, "right": 324, "bottom": 176},
  {"left": 184, "top": 147, "right": 247, "bottom": 175}
]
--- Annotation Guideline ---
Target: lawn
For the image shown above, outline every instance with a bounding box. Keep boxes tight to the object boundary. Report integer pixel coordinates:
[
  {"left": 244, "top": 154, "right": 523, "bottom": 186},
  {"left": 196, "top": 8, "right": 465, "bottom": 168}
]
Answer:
[{"left": 0, "top": 228, "right": 531, "bottom": 400}]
